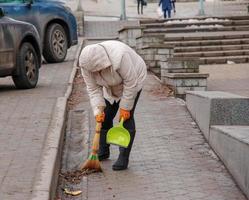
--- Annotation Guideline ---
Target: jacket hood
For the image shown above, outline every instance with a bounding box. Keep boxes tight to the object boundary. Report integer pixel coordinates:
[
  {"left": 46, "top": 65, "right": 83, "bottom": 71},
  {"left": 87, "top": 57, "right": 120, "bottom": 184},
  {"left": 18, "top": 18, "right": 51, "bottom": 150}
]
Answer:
[{"left": 79, "top": 43, "right": 111, "bottom": 72}]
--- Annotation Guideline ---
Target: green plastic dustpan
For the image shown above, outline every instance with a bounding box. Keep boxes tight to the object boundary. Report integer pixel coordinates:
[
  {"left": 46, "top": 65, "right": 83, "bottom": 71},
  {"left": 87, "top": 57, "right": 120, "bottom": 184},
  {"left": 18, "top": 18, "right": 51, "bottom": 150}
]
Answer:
[{"left": 106, "top": 118, "right": 130, "bottom": 148}]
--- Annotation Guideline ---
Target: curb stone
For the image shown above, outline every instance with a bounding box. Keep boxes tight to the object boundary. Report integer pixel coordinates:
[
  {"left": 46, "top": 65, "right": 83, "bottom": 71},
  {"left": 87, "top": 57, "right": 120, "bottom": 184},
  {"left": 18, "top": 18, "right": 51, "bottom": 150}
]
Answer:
[
  {"left": 31, "top": 38, "right": 84, "bottom": 200},
  {"left": 59, "top": 109, "right": 90, "bottom": 200},
  {"left": 57, "top": 39, "right": 90, "bottom": 200}
]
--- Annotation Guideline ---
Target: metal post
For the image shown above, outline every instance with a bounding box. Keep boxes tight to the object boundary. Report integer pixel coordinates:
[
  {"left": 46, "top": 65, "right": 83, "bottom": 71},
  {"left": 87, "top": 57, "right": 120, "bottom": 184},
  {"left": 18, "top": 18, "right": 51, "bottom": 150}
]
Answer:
[
  {"left": 199, "top": 0, "right": 205, "bottom": 15},
  {"left": 120, "top": 0, "right": 126, "bottom": 20},
  {"left": 77, "top": 0, "right": 83, "bottom": 11}
]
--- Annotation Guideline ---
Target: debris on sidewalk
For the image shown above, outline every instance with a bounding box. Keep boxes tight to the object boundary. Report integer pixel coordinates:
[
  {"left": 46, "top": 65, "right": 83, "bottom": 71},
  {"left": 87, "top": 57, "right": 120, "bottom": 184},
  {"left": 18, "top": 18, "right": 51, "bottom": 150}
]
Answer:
[
  {"left": 63, "top": 188, "right": 82, "bottom": 196},
  {"left": 146, "top": 79, "right": 174, "bottom": 97},
  {"left": 59, "top": 169, "right": 97, "bottom": 184}
]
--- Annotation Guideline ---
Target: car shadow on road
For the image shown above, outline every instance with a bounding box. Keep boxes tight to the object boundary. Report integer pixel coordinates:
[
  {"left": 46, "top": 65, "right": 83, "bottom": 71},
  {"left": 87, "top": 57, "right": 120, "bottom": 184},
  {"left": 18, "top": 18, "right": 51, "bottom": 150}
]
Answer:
[{"left": 0, "top": 84, "right": 16, "bottom": 92}]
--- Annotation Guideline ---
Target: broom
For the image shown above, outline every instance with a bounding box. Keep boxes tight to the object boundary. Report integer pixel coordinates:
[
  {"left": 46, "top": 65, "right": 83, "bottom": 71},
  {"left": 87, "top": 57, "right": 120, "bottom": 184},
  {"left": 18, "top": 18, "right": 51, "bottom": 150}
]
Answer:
[{"left": 80, "top": 121, "right": 102, "bottom": 172}]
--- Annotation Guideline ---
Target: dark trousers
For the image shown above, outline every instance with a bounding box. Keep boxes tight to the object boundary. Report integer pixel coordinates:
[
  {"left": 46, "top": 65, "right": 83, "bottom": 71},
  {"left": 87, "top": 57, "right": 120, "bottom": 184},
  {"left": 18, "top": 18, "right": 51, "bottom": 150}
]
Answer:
[
  {"left": 101, "top": 90, "right": 141, "bottom": 133},
  {"left": 163, "top": 8, "right": 171, "bottom": 18},
  {"left": 171, "top": 1, "right": 176, "bottom": 12},
  {"left": 137, "top": 0, "right": 143, "bottom": 14}
]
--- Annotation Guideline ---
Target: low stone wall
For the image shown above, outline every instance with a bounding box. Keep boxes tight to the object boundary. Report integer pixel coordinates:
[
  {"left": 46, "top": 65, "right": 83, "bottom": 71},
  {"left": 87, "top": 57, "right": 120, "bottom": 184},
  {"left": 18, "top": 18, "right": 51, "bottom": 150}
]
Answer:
[
  {"left": 160, "top": 57, "right": 200, "bottom": 73},
  {"left": 138, "top": 46, "right": 174, "bottom": 76},
  {"left": 186, "top": 91, "right": 249, "bottom": 140},
  {"left": 160, "top": 57, "right": 208, "bottom": 98},
  {"left": 118, "top": 26, "right": 142, "bottom": 49},
  {"left": 162, "top": 73, "right": 208, "bottom": 98},
  {"left": 136, "top": 35, "right": 165, "bottom": 49},
  {"left": 209, "top": 126, "right": 249, "bottom": 199}
]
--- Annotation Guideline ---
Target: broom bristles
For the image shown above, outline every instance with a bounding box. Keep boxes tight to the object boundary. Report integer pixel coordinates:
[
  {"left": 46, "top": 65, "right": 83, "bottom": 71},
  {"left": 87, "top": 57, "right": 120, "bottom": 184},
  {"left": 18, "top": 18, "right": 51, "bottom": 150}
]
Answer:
[
  {"left": 80, "top": 122, "right": 102, "bottom": 172},
  {"left": 80, "top": 153, "right": 102, "bottom": 172}
]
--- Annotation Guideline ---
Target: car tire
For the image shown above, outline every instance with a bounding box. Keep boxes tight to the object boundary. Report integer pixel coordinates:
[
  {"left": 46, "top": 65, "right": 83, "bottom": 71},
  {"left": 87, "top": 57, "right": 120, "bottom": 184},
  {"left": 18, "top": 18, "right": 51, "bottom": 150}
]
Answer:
[
  {"left": 12, "top": 42, "right": 39, "bottom": 89},
  {"left": 43, "top": 23, "right": 68, "bottom": 63}
]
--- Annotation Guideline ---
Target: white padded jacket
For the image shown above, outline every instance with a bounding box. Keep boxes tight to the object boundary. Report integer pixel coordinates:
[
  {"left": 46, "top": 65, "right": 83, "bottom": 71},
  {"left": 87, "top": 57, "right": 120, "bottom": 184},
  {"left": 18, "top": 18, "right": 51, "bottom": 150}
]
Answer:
[{"left": 79, "top": 40, "right": 147, "bottom": 116}]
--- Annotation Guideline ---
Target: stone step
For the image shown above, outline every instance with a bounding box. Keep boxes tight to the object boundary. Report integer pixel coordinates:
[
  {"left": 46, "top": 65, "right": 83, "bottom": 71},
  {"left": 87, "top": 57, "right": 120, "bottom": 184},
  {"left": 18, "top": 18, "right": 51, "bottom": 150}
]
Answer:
[
  {"left": 163, "top": 72, "right": 209, "bottom": 79},
  {"left": 199, "top": 55, "right": 249, "bottom": 64},
  {"left": 209, "top": 125, "right": 249, "bottom": 200},
  {"left": 142, "top": 20, "right": 249, "bottom": 28},
  {"left": 138, "top": 33, "right": 165, "bottom": 38},
  {"left": 139, "top": 16, "right": 249, "bottom": 25},
  {"left": 136, "top": 32, "right": 165, "bottom": 39},
  {"left": 143, "top": 25, "right": 249, "bottom": 34},
  {"left": 141, "top": 44, "right": 174, "bottom": 49},
  {"left": 142, "top": 21, "right": 231, "bottom": 28},
  {"left": 174, "top": 49, "right": 249, "bottom": 58},
  {"left": 136, "top": 36, "right": 165, "bottom": 49},
  {"left": 138, "top": 47, "right": 173, "bottom": 59},
  {"left": 164, "top": 32, "right": 249, "bottom": 41},
  {"left": 137, "top": 34, "right": 249, "bottom": 50},
  {"left": 140, "top": 31, "right": 249, "bottom": 44},
  {"left": 174, "top": 44, "right": 249, "bottom": 52},
  {"left": 164, "top": 38, "right": 249, "bottom": 47},
  {"left": 136, "top": 34, "right": 165, "bottom": 45}
]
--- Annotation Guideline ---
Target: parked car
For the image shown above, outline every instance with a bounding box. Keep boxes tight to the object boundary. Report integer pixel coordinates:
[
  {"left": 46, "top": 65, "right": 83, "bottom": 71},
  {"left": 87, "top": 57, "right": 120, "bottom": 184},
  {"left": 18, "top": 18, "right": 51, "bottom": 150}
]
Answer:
[
  {"left": 0, "top": 7, "right": 41, "bottom": 89},
  {"left": 0, "top": 0, "right": 78, "bottom": 63}
]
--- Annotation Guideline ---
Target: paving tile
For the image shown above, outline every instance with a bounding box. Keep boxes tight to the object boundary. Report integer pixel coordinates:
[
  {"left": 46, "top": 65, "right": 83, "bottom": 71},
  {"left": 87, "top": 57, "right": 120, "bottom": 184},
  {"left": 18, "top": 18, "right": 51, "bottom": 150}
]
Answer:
[
  {"left": 0, "top": 48, "right": 78, "bottom": 199},
  {"left": 84, "top": 74, "right": 247, "bottom": 200}
]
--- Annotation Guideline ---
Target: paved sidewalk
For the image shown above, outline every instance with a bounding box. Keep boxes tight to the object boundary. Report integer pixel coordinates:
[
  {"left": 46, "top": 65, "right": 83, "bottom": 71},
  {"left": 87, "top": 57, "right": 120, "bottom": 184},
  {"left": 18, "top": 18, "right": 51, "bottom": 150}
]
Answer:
[
  {"left": 83, "top": 21, "right": 139, "bottom": 37},
  {"left": 53, "top": 2, "right": 249, "bottom": 198},
  {"left": 200, "top": 63, "right": 249, "bottom": 97},
  {"left": 0, "top": 45, "right": 78, "bottom": 200},
  {"left": 71, "top": 73, "right": 246, "bottom": 200},
  {"left": 67, "top": 0, "right": 248, "bottom": 20}
]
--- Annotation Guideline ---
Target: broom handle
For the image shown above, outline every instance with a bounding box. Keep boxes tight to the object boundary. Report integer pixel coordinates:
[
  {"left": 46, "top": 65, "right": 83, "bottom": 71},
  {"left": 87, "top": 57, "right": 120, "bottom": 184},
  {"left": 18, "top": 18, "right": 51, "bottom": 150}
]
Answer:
[{"left": 91, "top": 122, "right": 102, "bottom": 154}]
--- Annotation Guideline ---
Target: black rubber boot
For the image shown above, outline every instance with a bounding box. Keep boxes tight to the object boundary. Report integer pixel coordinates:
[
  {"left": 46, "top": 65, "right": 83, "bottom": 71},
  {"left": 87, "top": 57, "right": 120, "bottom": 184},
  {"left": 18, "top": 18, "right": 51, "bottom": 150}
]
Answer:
[
  {"left": 112, "top": 130, "right": 135, "bottom": 170},
  {"left": 98, "top": 130, "right": 110, "bottom": 161}
]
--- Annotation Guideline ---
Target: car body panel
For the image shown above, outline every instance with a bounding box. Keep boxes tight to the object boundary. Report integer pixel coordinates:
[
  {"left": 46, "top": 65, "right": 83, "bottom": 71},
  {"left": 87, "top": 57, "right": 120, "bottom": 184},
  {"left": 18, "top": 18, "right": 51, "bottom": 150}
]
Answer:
[
  {"left": 0, "top": 22, "right": 15, "bottom": 73},
  {"left": 0, "top": 16, "right": 41, "bottom": 77},
  {"left": 0, "top": 0, "right": 78, "bottom": 50}
]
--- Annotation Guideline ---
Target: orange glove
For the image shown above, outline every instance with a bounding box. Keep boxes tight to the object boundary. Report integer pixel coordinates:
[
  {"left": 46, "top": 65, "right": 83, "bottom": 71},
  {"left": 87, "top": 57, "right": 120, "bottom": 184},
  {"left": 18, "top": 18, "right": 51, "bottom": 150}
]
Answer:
[
  {"left": 95, "top": 106, "right": 105, "bottom": 123},
  {"left": 119, "top": 108, "right": 131, "bottom": 121},
  {"left": 95, "top": 112, "right": 105, "bottom": 123}
]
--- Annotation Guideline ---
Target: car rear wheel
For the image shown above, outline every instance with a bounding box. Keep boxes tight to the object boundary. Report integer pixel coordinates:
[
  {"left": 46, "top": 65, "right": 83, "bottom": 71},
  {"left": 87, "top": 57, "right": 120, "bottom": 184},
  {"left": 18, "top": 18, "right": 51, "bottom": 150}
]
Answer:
[
  {"left": 43, "top": 23, "right": 68, "bottom": 63},
  {"left": 12, "top": 42, "right": 39, "bottom": 89}
]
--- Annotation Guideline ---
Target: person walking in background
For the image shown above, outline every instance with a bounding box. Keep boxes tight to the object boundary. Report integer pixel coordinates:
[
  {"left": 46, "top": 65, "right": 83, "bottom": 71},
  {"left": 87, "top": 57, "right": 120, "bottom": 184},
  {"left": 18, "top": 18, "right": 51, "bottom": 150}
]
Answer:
[
  {"left": 171, "top": 0, "right": 176, "bottom": 13},
  {"left": 159, "top": 0, "right": 172, "bottom": 18},
  {"left": 137, "top": 0, "right": 144, "bottom": 14},
  {"left": 79, "top": 40, "right": 147, "bottom": 170}
]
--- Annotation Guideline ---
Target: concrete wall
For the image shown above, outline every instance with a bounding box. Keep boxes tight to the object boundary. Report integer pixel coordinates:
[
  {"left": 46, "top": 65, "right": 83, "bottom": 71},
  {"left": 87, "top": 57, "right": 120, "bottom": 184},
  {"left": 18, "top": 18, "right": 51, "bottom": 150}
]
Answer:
[
  {"left": 210, "top": 126, "right": 249, "bottom": 199},
  {"left": 118, "top": 27, "right": 142, "bottom": 49},
  {"left": 186, "top": 91, "right": 249, "bottom": 140}
]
